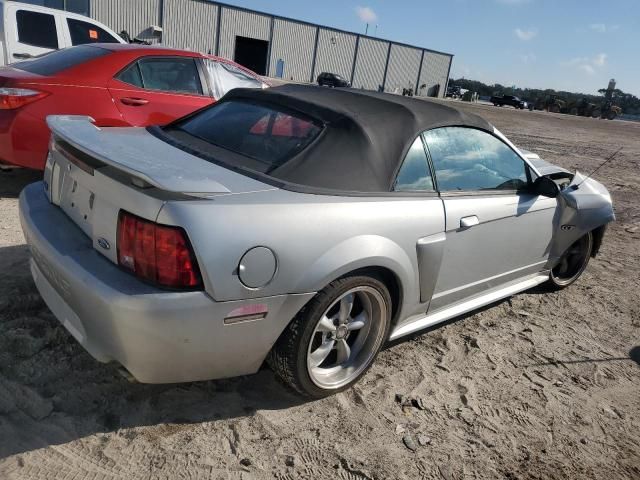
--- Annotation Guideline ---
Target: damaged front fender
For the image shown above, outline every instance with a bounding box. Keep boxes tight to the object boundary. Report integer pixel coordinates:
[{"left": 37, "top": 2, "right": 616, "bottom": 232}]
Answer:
[{"left": 548, "top": 172, "right": 615, "bottom": 264}]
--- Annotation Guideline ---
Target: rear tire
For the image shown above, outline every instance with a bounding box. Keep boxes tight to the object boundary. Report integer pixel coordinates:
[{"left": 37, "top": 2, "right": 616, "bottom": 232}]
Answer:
[
  {"left": 546, "top": 232, "right": 593, "bottom": 290},
  {"left": 268, "top": 275, "right": 391, "bottom": 398}
]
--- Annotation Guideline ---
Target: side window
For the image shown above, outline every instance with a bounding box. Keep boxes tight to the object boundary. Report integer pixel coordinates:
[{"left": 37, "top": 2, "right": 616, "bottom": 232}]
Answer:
[
  {"left": 205, "top": 59, "right": 263, "bottom": 99},
  {"left": 67, "top": 19, "right": 120, "bottom": 45},
  {"left": 424, "top": 127, "right": 529, "bottom": 192},
  {"left": 16, "top": 10, "right": 59, "bottom": 49},
  {"left": 116, "top": 62, "right": 144, "bottom": 88},
  {"left": 394, "top": 136, "right": 434, "bottom": 192},
  {"left": 137, "top": 57, "right": 203, "bottom": 95}
]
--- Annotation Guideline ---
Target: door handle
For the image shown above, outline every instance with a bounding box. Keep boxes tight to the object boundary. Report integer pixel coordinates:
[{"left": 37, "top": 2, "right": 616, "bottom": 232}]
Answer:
[
  {"left": 120, "top": 97, "right": 149, "bottom": 106},
  {"left": 13, "top": 52, "right": 32, "bottom": 59},
  {"left": 460, "top": 215, "right": 479, "bottom": 229}
]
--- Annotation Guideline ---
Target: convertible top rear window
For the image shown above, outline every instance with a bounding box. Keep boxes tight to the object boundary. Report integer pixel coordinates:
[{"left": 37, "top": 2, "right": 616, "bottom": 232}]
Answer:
[
  {"left": 164, "top": 100, "right": 321, "bottom": 172},
  {"left": 14, "top": 45, "right": 111, "bottom": 76}
]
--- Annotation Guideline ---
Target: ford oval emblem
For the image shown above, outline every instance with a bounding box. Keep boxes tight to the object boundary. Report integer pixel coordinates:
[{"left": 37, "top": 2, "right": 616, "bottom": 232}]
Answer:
[{"left": 97, "top": 237, "right": 110, "bottom": 250}]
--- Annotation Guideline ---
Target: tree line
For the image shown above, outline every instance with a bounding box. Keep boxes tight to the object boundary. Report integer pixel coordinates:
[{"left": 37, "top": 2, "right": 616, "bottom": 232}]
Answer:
[{"left": 449, "top": 78, "right": 640, "bottom": 115}]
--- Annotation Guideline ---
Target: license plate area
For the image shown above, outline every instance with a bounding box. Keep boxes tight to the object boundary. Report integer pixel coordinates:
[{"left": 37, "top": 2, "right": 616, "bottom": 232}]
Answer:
[{"left": 60, "top": 169, "right": 95, "bottom": 237}]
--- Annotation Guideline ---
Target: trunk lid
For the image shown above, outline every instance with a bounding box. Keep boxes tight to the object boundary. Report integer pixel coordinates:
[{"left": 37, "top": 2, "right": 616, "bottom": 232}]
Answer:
[
  {"left": 46, "top": 115, "right": 274, "bottom": 196},
  {"left": 0, "top": 66, "right": 45, "bottom": 87},
  {"left": 44, "top": 115, "right": 274, "bottom": 266}
]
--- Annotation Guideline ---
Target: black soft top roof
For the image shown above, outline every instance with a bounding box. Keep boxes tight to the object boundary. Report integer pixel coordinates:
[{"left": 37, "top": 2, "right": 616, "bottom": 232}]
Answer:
[{"left": 223, "top": 84, "right": 494, "bottom": 193}]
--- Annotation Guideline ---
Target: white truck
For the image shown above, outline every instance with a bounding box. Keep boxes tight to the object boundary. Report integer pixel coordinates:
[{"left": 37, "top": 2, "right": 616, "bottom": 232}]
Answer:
[{"left": 0, "top": 0, "right": 124, "bottom": 66}]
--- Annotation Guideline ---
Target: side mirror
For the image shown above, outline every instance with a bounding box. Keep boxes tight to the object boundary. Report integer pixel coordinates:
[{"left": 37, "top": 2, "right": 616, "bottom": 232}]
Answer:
[{"left": 532, "top": 175, "right": 559, "bottom": 198}]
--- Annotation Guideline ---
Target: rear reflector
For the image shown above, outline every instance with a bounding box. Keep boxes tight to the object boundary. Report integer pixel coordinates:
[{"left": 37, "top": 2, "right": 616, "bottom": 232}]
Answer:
[
  {"left": 0, "top": 87, "right": 48, "bottom": 110},
  {"left": 117, "top": 210, "right": 202, "bottom": 289}
]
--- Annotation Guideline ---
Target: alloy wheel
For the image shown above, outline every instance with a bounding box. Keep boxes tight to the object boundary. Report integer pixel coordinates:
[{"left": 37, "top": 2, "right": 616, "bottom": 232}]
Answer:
[
  {"left": 306, "top": 286, "right": 387, "bottom": 389},
  {"left": 551, "top": 233, "right": 592, "bottom": 286}
]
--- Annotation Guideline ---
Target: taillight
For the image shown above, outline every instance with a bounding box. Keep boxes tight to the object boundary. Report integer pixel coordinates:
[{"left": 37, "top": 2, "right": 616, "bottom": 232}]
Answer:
[
  {"left": 0, "top": 88, "right": 49, "bottom": 110},
  {"left": 117, "top": 211, "right": 202, "bottom": 289}
]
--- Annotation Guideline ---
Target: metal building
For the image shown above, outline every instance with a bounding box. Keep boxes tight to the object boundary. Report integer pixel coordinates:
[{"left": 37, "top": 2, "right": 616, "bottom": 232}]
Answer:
[{"left": 46, "top": 0, "right": 454, "bottom": 97}]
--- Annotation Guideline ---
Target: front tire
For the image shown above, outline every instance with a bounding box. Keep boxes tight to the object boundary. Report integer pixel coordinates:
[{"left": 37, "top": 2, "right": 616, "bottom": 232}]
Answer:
[
  {"left": 547, "top": 232, "right": 593, "bottom": 289},
  {"left": 268, "top": 275, "right": 391, "bottom": 398}
]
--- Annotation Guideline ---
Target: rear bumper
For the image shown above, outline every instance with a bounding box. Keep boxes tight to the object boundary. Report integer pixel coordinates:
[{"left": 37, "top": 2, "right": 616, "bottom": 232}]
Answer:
[
  {"left": 0, "top": 110, "right": 49, "bottom": 170},
  {"left": 19, "top": 182, "right": 314, "bottom": 383}
]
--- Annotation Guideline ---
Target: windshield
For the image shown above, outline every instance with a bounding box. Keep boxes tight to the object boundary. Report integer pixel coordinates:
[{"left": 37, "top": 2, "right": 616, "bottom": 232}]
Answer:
[
  {"left": 163, "top": 100, "right": 322, "bottom": 172},
  {"left": 13, "top": 45, "right": 111, "bottom": 76},
  {"left": 205, "top": 59, "right": 264, "bottom": 99}
]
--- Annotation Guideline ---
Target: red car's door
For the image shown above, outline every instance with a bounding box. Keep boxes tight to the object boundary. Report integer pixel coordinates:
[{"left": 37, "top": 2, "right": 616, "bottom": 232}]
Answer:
[{"left": 108, "top": 56, "right": 213, "bottom": 126}]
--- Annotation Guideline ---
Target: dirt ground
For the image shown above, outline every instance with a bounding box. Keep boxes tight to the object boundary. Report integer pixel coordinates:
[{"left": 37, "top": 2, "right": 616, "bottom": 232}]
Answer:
[{"left": 0, "top": 102, "right": 639, "bottom": 480}]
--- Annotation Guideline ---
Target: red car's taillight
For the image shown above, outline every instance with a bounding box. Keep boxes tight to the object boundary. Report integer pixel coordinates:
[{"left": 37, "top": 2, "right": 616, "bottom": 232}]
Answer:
[
  {"left": 0, "top": 88, "right": 49, "bottom": 110},
  {"left": 117, "top": 211, "right": 202, "bottom": 289}
]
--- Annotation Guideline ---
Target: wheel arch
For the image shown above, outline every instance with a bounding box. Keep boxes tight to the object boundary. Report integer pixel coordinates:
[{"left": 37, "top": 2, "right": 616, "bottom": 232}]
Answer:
[
  {"left": 291, "top": 235, "right": 417, "bottom": 327},
  {"left": 590, "top": 224, "right": 608, "bottom": 257},
  {"left": 334, "top": 265, "right": 403, "bottom": 328}
]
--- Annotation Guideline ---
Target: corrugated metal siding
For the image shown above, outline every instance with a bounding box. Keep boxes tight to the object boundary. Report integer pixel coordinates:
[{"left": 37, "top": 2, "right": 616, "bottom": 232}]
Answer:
[
  {"left": 352, "top": 37, "right": 388, "bottom": 91},
  {"left": 268, "top": 19, "right": 315, "bottom": 82},
  {"left": 417, "top": 52, "right": 451, "bottom": 98},
  {"left": 217, "top": 6, "right": 270, "bottom": 61},
  {"left": 313, "top": 28, "right": 357, "bottom": 80},
  {"left": 162, "top": 0, "right": 218, "bottom": 54},
  {"left": 89, "top": 0, "right": 161, "bottom": 43},
  {"left": 384, "top": 44, "right": 421, "bottom": 94}
]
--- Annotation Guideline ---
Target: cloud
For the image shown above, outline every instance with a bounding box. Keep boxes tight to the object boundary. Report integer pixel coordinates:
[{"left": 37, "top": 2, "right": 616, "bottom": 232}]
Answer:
[
  {"left": 561, "top": 53, "right": 607, "bottom": 76},
  {"left": 514, "top": 28, "right": 537, "bottom": 40},
  {"left": 355, "top": 6, "right": 377, "bottom": 23},
  {"left": 519, "top": 53, "right": 536, "bottom": 64},
  {"left": 592, "top": 53, "right": 607, "bottom": 67},
  {"left": 580, "top": 64, "right": 595, "bottom": 75},
  {"left": 496, "top": 0, "right": 532, "bottom": 4},
  {"left": 589, "top": 23, "right": 620, "bottom": 33}
]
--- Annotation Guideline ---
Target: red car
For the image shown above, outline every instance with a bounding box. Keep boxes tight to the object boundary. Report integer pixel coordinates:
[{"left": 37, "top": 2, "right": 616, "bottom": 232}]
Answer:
[{"left": 0, "top": 44, "right": 266, "bottom": 170}]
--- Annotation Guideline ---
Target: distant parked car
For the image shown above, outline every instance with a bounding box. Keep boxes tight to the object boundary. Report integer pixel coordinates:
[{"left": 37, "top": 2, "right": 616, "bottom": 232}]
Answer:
[
  {"left": 490, "top": 95, "right": 525, "bottom": 109},
  {"left": 0, "top": 0, "right": 124, "bottom": 65},
  {"left": 445, "top": 85, "right": 462, "bottom": 98},
  {"left": 317, "top": 72, "right": 350, "bottom": 88},
  {"left": 0, "top": 43, "right": 266, "bottom": 170}
]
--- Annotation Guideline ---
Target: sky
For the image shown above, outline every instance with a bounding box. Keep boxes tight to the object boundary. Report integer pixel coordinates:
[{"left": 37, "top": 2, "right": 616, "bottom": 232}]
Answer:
[{"left": 222, "top": 0, "right": 640, "bottom": 96}]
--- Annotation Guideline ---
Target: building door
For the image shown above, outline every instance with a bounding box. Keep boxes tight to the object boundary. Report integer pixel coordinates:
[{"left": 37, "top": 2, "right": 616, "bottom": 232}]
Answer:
[
  {"left": 234, "top": 36, "right": 269, "bottom": 75},
  {"left": 276, "top": 59, "right": 284, "bottom": 78}
]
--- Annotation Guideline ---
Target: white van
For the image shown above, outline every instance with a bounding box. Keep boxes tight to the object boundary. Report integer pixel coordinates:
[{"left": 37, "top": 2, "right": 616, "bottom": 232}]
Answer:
[{"left": 0, "top": 0, "right": 124, "bottom": 66}]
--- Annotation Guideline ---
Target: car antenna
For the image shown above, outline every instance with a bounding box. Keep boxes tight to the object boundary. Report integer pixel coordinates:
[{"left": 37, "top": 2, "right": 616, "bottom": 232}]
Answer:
[{"left": 570, "top": 146, "right": 622, "bottom": 190}]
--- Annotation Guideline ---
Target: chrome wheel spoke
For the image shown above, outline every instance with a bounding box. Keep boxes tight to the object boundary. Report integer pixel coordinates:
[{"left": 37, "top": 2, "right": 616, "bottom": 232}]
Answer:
[
  {"left": 335, "top": 339, "right": 351, "bottom": 364},
  {"left": 347, "top": 311, "right": 367, "bottom": 331},
  {"left": 316, "top": 315, "right": 336, "bottom": 333},
  {"left": 309, "top": 339, "right": 335, "bottom": 367},
  {"left": 339, "top": 293, "right": 354, "bottom": 324}
]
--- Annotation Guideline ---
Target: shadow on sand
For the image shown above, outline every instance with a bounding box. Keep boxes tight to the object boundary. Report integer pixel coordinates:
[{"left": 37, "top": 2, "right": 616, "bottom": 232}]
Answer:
[
  {"left": 0, "top": 244, "right": 306, "bottom": 460},
  {"left": 0, "top": 168, "right": 41, "bottom": 199}
]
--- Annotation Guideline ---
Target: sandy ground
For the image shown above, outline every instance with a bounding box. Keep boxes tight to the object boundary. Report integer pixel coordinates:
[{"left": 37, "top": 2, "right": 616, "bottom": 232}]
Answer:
[{"left": 0, "top": 103, "right": 639, "bottom": 480}]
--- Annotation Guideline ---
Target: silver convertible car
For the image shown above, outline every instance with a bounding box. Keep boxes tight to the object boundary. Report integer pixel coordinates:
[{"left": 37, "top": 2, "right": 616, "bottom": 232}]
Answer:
[{"left": 19, "top": 85, "right": 614, "bottom": 397}]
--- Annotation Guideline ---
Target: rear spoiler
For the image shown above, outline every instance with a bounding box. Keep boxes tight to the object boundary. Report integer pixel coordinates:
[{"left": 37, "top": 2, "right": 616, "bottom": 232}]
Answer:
[{"left": 46, "top": 115, "right": 231, "bottom": 195}]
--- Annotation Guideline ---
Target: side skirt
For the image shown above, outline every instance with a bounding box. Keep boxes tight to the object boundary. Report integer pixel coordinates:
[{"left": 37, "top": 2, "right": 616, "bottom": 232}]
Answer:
[{"left": 389, "top": 272, "right": 549, "bottom": 341}]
